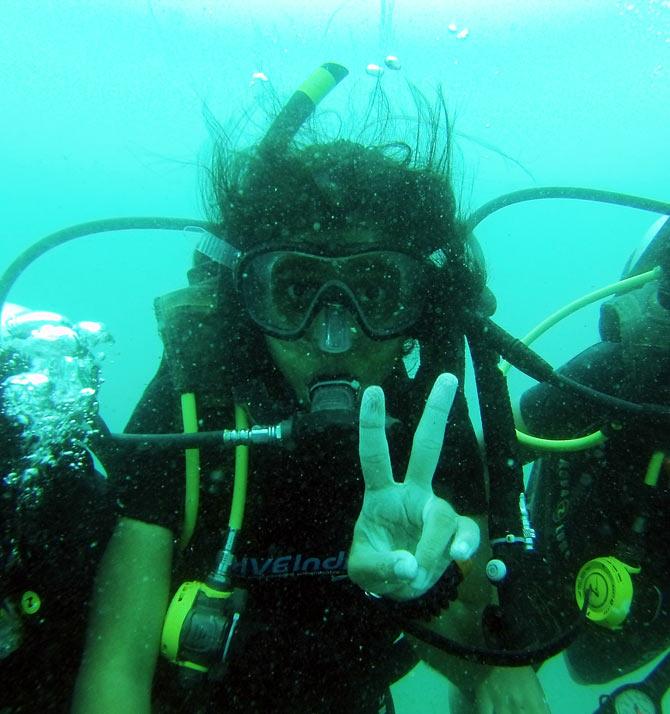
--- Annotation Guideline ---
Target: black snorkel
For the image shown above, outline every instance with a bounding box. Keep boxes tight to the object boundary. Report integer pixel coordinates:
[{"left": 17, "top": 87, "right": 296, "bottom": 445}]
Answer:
[{"left": 257, "top": 62, "right": 349, "bottom": 156}]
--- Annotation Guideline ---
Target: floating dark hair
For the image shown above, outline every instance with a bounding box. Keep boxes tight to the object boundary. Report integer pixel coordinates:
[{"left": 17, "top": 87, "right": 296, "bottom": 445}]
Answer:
[{"left": 204, "top": 83, "right": 485, "bottom": 302}]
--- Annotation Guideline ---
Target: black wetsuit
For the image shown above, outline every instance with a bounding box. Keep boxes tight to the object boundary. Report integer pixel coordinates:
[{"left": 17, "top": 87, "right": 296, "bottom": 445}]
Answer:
[
  {"left": 0, "top": 413, "right": 115, "bottom": 712},
  {"left": 116, "top": 356, "right": 486, "bottom": 714},
  {"left": 522, "top": 340, "right": 670, "bottom": 684}
]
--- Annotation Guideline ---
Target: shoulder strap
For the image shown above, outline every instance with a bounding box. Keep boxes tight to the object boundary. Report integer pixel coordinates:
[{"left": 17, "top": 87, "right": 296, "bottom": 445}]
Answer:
[{"left": 154, "top": 277, "right": 233, "bottom": 404}]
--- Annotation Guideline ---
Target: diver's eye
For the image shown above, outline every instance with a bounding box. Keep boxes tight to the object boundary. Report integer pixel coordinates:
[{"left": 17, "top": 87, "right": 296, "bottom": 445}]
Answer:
[
  {"left": 360, "top": 284, "right": 386, "bottom": 303},
  {"left": 286, "top": 281, "right": 318, "bottom": 302}
]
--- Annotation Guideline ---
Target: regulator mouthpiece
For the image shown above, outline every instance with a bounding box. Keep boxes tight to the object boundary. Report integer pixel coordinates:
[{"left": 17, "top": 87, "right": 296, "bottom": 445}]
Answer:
[{"left": 309, "top": 379, "right": 360, "bottom": 414}]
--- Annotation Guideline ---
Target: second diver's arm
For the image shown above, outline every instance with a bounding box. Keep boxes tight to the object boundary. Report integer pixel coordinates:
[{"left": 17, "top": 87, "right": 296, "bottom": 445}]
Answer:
[
  {"left": 408, "top": 514, "right": 494, "bottom": 692},
  {"left": 410, "top": 514, "right": 550, "bottom": 714},
  {"left": 72, "top": 517, "right": 174, "bottom": 714}
]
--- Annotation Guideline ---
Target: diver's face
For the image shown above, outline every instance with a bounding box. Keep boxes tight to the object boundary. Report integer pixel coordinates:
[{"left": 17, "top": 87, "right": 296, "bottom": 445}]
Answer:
[
  {"left": 266, "top": 327, "right": 404, "bottom": 405},
  {"left": 263, "top": 228, "right": 407, "bottom": 405}
]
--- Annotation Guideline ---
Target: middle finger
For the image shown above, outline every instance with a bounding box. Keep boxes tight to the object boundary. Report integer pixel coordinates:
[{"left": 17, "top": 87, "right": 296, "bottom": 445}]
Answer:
[{"left": 405, "top": 373, "right": 458, "bottom": 489}]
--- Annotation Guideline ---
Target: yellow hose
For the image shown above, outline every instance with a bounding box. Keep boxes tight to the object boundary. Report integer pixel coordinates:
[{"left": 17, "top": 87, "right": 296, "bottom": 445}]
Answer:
[
  {"left": 229, "top": 405, "right": 249, "bottom": 530},
  {"left": 644, "top": 451, "right": 665, "bottom": 487},
  {"left": 507, "top": 267, "right": 660, "bottom": 453},
  {"left": 179, "top": 392, "right": 200, "bottom": 551}
]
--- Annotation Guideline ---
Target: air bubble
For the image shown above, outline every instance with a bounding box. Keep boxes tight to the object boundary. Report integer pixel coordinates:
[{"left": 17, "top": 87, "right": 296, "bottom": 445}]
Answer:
[
  {"left": 250, "top": 71, "right": 269, "bottom": 83},
  {"left": 384, "top": 55, "right": 401, "bottom": 70}
]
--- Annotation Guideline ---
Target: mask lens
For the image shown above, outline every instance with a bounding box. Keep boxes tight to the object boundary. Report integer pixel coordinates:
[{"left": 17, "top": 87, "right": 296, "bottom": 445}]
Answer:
[
  {"left": 240, "top": 253, "right": 324, "bottom": 334},
  {"left": 269, "top": 255, "right": 324, "bottom": 329},
  {"left": 346, "top": 253, "right": 424, "bottom": 334},
  {"left": 239, "top": 249, "right": 426, "bottom": 337}
]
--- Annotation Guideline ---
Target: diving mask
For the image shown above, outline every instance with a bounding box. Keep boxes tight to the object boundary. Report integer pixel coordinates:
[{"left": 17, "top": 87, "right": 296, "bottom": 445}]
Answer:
[{"left": 236, "top": 246, "right": 428, "bottom": 339}]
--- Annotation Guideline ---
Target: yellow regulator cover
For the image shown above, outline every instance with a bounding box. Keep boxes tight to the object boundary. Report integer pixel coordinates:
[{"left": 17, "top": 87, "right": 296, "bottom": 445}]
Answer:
[
  {"left": 20, "top": 591, "right": 41, "bottom": 615},
  {"left": 161, "top": 580, "right": 201, "bottom": 664},
  {"left": 575, "top": 556, "right": 638, "bottom": 629}
]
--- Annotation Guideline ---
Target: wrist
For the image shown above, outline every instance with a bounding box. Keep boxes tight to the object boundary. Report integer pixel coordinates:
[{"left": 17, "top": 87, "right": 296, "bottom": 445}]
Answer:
[{"left": 366, "top": 561, "right": 464, "bottom": 620}]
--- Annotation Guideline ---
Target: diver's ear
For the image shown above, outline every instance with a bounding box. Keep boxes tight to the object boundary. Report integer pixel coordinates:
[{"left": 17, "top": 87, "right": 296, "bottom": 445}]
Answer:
[
  {"left": 477, "top": 286, "right": 497, "bottom": 317},
  {"left": 465, "top": 232, "right": 496, "bottom": 316}
]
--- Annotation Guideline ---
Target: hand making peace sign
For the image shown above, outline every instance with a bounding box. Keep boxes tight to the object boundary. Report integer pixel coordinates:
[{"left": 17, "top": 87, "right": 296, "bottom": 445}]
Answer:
[{"left": 348, "top": 373, "right": 481, "bottom": 600}]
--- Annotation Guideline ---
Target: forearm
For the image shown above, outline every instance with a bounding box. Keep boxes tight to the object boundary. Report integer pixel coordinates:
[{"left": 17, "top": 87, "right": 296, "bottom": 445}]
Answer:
[
  {"left": 72, "top": 518, "right": 173, "bottom": 714},
  {"left": 411, "top": 513, "right": 496, "bottom": 693},
  {"left": 72, "top": 662, "right": 152, "bottom": 714},
  {"left": 410, "top": 596, "right": 493, "bottom": 694}
]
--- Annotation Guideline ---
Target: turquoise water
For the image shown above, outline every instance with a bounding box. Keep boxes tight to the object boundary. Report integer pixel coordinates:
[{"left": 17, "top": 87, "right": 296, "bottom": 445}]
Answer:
[{"left": 2, "top": 1, "right": 669, "bottom": 711}]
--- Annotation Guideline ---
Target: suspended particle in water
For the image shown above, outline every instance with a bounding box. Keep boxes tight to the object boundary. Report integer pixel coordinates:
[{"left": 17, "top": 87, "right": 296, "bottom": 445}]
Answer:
[
  {"left": 456, "top": 28, "right": 470, "bottom": 40},
  {"left": 366, "top": 63, "right": 384, "bottom": 77},
  {"left": 448, "top": 22, "right": 458, "bottom": 33},
  {"left": 384, "top": 55, "right": 401, "bottom": 70}
]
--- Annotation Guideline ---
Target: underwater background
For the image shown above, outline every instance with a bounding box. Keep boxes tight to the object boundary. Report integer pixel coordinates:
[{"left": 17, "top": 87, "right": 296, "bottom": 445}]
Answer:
[{"left": 1, "top": 1, "right": 669, "bottom": 711}]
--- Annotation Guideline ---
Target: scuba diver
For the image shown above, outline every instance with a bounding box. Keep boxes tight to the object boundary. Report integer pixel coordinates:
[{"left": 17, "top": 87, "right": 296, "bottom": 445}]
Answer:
[
  {"left": 0, "top": 305, "right": 115, "bottom": 712},
  {"left": 68, "top": 65, "right": 550, "bottom": 714},
  {"left": 2, "top": 62, "right": 669, "bottom": 713},
  {"left": 522, "top": 215, "right": 670, "bottom": 712}
]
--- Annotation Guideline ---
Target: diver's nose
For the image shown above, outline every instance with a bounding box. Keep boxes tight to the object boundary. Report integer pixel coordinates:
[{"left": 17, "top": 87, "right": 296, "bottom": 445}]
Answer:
[{"left": 312, "top": 303, "right": 354, "bottom": 353}]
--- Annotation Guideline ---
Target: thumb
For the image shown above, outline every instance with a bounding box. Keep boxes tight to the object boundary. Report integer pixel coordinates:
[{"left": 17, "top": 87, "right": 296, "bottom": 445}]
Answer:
[
  {"left": 348, "top": 545, "right": 419, "bottom": 594},
  {"left": 449, "top": 516, "right": 480, "bottom": 561}
]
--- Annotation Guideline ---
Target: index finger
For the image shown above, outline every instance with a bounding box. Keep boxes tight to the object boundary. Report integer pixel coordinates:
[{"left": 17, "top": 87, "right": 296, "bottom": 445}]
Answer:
[
  {"left": 405, "top": 373, "right": 458, "bottom": 488},
  {"left": 359, "top": 385, "right": 394, "bottom": 491}
]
